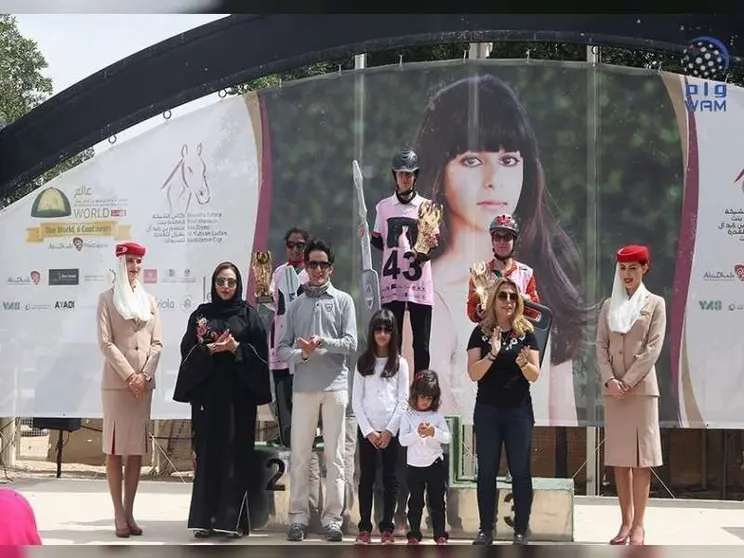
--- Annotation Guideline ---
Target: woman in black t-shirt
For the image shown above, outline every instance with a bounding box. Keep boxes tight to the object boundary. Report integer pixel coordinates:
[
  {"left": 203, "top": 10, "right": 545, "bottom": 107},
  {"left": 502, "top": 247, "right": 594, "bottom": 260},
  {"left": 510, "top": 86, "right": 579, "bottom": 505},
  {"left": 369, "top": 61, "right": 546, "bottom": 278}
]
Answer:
[{"left": 466, "top": 277, "right": 540, "bottom": 546}]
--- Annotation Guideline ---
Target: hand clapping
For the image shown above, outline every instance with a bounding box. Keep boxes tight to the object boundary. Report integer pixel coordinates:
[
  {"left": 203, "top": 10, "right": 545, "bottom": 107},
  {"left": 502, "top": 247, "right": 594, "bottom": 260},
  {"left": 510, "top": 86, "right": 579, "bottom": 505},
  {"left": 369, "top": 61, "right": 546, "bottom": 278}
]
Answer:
[
  {"left": 298, "top": 336, "right": 321, "bottom": 359},
  {"left": 516, "top": 347, "right": 529, "bottom": 368},
  {"left": 490, "top": 326, "right": 502, "bottom": 355},
  {"left": 417, "top": 422, "right": 434, "bottom": 438},
  {"left": 207, "top": 330, "right": 238, "bottom": 354}
]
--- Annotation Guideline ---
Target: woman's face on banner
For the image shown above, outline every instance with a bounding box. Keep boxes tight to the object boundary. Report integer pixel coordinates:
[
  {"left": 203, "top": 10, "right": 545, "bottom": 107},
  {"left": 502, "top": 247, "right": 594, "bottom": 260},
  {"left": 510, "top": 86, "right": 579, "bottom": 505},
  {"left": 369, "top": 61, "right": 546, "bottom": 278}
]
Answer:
[{"left": 443, "top": 149, "right": 524, "bottom": 231}]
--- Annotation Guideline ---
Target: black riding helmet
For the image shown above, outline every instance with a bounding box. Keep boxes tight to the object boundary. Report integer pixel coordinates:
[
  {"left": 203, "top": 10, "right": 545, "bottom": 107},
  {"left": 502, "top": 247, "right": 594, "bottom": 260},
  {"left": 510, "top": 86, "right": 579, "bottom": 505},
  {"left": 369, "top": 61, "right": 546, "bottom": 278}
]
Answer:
[
  {"left": 391, "top": 148, "right": 419, "bottom": 203},
  {"left": 391, "top": 147, "right": 420, "bottom": 179}
]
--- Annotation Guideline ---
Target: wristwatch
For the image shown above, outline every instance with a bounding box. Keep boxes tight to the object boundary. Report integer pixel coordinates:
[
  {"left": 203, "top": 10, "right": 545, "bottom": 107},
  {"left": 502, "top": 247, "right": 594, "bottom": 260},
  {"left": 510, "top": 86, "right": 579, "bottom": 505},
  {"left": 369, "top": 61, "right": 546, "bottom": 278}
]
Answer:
[{"left": 143, "top": 373, "right": 152, "bottom": 383}]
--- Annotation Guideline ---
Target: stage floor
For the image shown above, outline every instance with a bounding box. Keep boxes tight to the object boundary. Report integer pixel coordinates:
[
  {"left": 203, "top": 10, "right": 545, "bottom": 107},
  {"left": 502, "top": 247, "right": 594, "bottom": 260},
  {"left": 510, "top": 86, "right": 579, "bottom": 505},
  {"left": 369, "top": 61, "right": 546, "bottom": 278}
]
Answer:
[{"left": 4, "top": 477, "right": 744, "bottom": 545}]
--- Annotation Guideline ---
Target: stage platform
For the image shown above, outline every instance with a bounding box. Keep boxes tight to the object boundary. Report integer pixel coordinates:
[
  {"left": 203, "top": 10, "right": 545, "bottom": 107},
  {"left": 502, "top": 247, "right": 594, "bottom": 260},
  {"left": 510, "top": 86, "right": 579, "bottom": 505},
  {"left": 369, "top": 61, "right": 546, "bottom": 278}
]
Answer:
[{"left": 5, "top": 477, "right": 744, "bottom": 545}]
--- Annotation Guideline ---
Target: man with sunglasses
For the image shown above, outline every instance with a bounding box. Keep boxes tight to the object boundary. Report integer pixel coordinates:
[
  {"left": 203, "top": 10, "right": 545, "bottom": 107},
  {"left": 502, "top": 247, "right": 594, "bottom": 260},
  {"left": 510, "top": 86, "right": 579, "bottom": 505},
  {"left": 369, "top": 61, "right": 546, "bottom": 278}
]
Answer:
[
  {"left": 267, "top": 227, "right": 325, "bottom": 531},
  {"left": 278, "top": 238, "right": 358, "bottom": 543},
  {"left": 466, "top": 214, "right": 540, "bottom": 324}
]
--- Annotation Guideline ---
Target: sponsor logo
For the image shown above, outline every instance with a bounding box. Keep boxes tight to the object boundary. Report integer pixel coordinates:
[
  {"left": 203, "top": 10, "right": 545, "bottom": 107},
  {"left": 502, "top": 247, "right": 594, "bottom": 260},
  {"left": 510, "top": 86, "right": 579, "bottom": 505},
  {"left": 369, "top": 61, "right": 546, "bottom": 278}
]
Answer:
[
  {"left": 2, "top": 301, "right": 21, "bottom": 311},
  {"left": 48, "top": 268, "right": 80, "bottom": 286},
  {"left": 73, "top": 186, "right": 92, "bottom": 199},
  {"left": 54, "top": 300, "right": 75, "bottom": 310},
  {"left": 728, "top": 303, "right": 744, "bottom": 311},
  {"left": 156, "top": 298, "right": 176, "bottom": 311},
  {"left": 83, "top": 272, "right": 110, "bottom": 283},
  {"left": 735, "top": 265, "right": 744, "bottom": 281},
  {"left": 702, "top": 269, "right": 737, "bottom": 282},
  {"left": 25, "top": 303, "right": 52, "bottom": 311},
  {"left": 30, "top": 187, "right": 72, "bottom": 219},
  {"left": 6, "top": 270, "right": 41, "bottom": 286},
  {"left": 71, "top": 186, "right": 126, "bottom": 217},
  {"left": 27, "top": 184, "right": 130, "bottom": 245},
  {"left": 181, "top": 295, "right": 195, "bottom": 312},
  {"left": 72, "top": 207, "right": 127, "bottom": 219},
  {"left": 698, "top": 300, "right": 722, "bottom": 311},
  {"left": 161, "top": 268, "right": 196, "bottom": 284},
  {"left": 48, "top": 240, "right": 109, "bottom": 251},
  {"left": 143, "top": 269, "right": 158, "bottom": 284}
]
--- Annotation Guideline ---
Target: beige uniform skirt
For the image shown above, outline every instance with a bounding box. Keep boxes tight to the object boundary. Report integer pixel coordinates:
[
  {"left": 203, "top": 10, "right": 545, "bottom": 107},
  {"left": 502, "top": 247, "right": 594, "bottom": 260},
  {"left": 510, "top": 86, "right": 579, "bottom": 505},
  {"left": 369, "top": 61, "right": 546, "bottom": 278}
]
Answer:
[
  {"left": 101, "top": 388, "right": 153, "bottom": 456},
  {"left": 603, "top": 394, "right": 662, "bottom": 468}
]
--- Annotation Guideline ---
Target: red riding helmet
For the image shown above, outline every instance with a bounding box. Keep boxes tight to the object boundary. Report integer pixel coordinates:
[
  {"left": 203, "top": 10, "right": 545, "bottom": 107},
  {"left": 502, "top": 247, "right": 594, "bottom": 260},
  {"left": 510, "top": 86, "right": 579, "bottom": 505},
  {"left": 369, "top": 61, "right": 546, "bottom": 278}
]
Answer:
[{"left": 488, "top": 214, "right": 519, "bottom": 239}]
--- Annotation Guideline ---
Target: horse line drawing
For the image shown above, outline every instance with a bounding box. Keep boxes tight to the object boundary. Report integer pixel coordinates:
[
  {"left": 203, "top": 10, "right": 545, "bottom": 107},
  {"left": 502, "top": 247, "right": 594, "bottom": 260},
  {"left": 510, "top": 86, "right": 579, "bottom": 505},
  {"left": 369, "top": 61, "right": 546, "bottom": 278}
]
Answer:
[{"left": 161, "top": 143, "right": 211, "bottom": 216}]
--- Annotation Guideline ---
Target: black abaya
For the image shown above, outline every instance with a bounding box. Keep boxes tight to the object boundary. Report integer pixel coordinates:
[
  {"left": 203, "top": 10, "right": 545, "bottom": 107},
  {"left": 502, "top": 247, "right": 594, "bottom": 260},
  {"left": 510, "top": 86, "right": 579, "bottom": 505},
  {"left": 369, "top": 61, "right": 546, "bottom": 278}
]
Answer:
[{"left": 174, "top": 302, "right": 271, "bottom": 535}]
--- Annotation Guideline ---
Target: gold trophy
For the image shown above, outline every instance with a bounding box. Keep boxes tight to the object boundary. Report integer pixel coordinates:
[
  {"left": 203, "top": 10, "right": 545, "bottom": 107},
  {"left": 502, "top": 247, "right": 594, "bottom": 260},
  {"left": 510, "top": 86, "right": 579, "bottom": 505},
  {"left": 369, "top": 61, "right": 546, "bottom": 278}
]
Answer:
[
  {"left": 413, "top": 200, "right": 444, "bottom": 255},
  {"left": 251, "top": 250, "right": 274, "bottom": 304},
  {"left": 469, "top": 260, "right": 495, "bottom": 310}
]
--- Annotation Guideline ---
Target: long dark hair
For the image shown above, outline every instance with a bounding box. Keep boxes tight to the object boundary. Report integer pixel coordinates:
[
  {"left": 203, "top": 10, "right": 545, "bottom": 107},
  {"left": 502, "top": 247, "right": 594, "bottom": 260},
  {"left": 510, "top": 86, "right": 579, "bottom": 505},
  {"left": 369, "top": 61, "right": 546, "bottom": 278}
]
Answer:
[
  {"left": 356, "top": 309, "right": 400, "bottom": 378},
  {"left": 413, "top": 74, "right": 593, "bottom": 364},
  {"left": 408, "top": 370, "right": 442, "bottom": 412}
]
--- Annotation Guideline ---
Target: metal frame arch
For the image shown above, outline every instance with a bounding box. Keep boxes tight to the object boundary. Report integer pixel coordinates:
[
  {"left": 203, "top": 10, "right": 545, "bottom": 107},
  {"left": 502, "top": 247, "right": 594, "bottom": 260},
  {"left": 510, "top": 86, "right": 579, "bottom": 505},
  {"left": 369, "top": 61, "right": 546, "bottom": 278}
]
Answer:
[{"left": 0, "top": 13, "right": 742, "bottom": 196}]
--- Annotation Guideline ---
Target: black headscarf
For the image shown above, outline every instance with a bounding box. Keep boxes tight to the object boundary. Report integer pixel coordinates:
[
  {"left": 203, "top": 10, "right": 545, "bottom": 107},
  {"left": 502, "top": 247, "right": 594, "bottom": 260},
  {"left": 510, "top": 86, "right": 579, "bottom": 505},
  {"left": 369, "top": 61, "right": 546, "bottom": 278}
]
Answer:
[{"left": 201, "top": 261, "right": 246, "bottom": 320}]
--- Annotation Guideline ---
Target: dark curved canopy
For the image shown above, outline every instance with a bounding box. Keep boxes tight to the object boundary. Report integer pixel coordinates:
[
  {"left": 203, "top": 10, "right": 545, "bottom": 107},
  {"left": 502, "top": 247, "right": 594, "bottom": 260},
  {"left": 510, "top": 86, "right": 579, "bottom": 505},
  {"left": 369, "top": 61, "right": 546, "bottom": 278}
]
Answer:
[{"left": 0, "top": 13, "right": 741, "bottom": 197}]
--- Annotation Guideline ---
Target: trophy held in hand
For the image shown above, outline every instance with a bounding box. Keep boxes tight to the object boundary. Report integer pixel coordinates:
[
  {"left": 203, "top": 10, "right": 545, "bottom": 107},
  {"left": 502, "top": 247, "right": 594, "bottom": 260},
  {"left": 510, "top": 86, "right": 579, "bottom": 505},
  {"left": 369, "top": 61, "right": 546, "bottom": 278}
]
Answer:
[
  {"left": 470, "top": 260, "right": 494, "bottom": 313},
  {"left": 251, "top": 250, "right": 275, "bottom": 328},
  {"left": 413, "top": 200, "right": 444, "bottom": 255}
]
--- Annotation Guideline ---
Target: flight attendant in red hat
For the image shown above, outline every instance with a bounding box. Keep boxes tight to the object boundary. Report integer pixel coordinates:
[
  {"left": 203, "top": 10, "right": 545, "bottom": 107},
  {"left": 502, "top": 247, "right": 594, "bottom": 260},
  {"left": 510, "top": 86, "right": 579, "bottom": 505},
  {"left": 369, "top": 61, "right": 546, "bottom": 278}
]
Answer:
[
  {"left": 596, "top": 244, "right": 666, "bottom": 546},
  {"left": 97, "top": 241, "right": 163, "bottom": 538}
]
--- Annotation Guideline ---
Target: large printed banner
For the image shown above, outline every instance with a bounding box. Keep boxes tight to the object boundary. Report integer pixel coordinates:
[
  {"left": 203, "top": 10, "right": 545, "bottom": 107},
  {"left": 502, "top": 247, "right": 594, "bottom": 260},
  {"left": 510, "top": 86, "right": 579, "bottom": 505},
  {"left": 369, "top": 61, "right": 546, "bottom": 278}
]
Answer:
[
  {"left": 0, "top": 94, "right": 263, "bottom": 419},
  {"left": 0, "top": 60, "right": 741, "bottom": 428}
]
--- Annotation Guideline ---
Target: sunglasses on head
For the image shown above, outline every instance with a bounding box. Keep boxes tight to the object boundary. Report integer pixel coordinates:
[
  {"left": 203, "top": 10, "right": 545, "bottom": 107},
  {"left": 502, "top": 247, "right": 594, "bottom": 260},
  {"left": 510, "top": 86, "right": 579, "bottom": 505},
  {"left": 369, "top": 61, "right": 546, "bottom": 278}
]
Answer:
[
  {"left": 215, "top": 277, "right": 237, "bottom": 288},
  {"left": 306, "top": 261, "right": 331, "bottom": 270},
  {"left": 374, "top": 325, "right": 392, "bottom": 334},
  {"left": 287, "top": 241, "right": 306, "bottom": 250},
  {"left": 497, "top": 291, "right": 518, "bottom": 302},
  {"left": 492, "top": 233, "right": 515, "bottom": 242}
]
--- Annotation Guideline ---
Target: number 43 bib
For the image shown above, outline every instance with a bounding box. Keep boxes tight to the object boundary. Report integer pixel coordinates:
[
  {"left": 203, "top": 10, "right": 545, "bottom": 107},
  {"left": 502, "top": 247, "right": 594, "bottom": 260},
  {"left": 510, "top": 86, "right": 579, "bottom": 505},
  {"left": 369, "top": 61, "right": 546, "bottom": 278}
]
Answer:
[{"left": 373, "top": 194, "right": 436, "bottom": 307}]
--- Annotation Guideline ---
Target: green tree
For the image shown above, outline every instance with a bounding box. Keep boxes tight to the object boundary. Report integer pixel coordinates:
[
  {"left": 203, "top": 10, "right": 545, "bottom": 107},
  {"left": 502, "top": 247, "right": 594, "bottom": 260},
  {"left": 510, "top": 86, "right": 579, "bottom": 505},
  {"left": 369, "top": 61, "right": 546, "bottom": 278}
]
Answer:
[{"left": 0, "top": 14, "right": 94, "bottom": 207}]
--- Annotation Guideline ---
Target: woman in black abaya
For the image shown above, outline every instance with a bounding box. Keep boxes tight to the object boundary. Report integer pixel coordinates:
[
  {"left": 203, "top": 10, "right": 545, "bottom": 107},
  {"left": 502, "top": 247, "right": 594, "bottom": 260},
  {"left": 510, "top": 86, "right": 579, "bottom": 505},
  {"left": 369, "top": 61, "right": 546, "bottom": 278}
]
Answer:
[{"left": 174, "top": 261, "right": 272, "bottom": 538}]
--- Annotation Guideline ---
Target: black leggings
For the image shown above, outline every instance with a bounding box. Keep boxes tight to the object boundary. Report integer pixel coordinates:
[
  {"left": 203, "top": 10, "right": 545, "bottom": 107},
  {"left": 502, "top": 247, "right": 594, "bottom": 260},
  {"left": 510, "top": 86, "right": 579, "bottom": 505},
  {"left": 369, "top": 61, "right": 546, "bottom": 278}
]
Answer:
[{"left": 382, "top": 300, "right": 432, "bottom": 374}]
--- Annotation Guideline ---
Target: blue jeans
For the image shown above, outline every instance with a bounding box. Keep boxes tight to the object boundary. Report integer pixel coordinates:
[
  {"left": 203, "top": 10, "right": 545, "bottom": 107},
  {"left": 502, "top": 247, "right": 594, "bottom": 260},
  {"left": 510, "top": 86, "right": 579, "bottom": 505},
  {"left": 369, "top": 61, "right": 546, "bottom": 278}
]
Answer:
[{"left": 473, "top": 401, "right": 534, "bottom": 535}]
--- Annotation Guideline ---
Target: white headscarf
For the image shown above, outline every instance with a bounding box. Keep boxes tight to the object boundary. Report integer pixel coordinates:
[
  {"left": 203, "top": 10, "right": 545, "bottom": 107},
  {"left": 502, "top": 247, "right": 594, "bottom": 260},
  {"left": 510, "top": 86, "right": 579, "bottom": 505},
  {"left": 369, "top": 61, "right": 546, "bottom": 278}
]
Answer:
[
  {"left": 608, "top": 263, "right": 649, "bottom": 334},
  {"left": 112, "top": 256, "right": 152, "bottom": 322}
]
